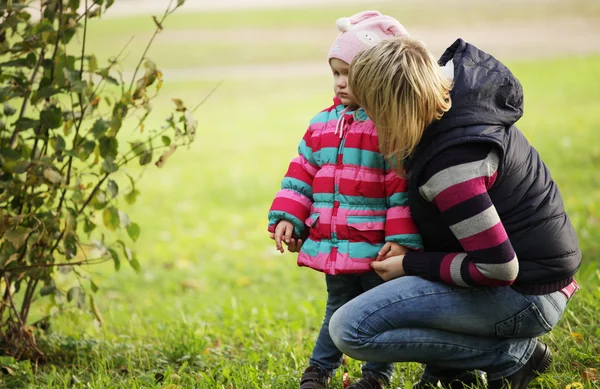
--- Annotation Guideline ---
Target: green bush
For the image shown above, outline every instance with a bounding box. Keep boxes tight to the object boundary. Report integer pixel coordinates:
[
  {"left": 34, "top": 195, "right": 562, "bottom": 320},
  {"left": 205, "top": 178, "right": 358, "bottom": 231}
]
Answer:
[{"left": 0, "top": 0, "right": 196, "bottom": 360}]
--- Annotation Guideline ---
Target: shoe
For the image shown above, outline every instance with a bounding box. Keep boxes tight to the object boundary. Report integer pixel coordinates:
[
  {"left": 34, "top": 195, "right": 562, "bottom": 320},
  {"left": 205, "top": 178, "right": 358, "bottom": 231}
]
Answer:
[
  {"left": 413, "top": 370, "right": 486, "bottom": 388},
  {"left": 488, "top": 340, "right": 552, "bottom": 389},
  {"left": 346, "top": 375, "right": 384, "bottom": 389},
  {"left": 300, "top": 366, "right": 330, "bottom": 389}
]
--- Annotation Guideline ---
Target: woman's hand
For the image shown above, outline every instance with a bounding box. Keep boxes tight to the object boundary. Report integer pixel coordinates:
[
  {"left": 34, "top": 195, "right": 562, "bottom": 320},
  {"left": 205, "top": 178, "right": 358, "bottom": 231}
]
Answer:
[{"left": 371, "top": 255, "right": 406, "bottom": 281}]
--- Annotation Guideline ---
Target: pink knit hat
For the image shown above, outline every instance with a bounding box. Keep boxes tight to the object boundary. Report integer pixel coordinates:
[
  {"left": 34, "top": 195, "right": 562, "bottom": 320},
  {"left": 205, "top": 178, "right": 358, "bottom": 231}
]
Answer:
[{"left": 328, "top": 10, "right": 409, "bottom": 65}]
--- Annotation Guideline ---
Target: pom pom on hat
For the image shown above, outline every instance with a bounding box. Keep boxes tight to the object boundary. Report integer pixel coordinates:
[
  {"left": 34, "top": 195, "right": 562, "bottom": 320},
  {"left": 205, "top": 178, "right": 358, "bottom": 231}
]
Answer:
[{"left": 336, "top": 17, "right": 352, "bottom": 32}]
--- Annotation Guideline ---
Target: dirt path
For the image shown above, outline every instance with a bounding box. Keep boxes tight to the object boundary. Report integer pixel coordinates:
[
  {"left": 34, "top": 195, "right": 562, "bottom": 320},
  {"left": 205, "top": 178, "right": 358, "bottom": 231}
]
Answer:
[
  {"left": 94, "top": 0, "right": 600, "bottom": 81},
  {"left": 137, "top": 16, "right": 600, "bottom": 81}
]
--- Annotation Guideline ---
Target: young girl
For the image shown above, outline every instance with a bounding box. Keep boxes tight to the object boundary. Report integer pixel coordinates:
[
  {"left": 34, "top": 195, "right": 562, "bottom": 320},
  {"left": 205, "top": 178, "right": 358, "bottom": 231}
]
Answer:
[
  {"left": 267, "top": 11, "right": 422, "bottom": 389},
  {"left": 329, "top": 37, "right": 581, "bottom": 389}
]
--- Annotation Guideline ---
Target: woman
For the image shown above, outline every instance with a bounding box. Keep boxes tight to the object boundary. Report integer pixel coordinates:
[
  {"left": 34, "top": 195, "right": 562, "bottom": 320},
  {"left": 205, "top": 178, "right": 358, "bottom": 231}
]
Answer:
[{"left": 328, "top": 37, "right": 581, "bottom": 389}]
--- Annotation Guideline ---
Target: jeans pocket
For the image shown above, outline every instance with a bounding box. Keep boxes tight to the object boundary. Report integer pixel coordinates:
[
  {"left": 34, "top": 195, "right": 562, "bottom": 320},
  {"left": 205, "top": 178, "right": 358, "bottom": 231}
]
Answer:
[{"left": 495, "top": 303, "right": 553, "bottom": 338}]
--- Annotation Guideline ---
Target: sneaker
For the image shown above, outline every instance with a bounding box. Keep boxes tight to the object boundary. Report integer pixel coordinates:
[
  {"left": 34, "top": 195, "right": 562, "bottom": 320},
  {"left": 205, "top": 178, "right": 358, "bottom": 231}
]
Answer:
[
  {"left": 413, "top": 370, "right": 486, "bottom": 388},
  {"left": 346, "top": 375, "right": 385, "bottom": 389},
  {"left": 300, "top": 366, "right": 330, "bottom": 389},
  {"left": 488, "top": 340, "right": 552, "bottom": 389}
]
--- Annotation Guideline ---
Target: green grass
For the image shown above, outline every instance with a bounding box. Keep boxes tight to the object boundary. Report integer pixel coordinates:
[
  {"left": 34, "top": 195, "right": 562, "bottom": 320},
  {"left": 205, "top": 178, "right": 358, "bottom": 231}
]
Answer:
[{"left": 3, "top": 7, "right": 600, "bottom": 389}]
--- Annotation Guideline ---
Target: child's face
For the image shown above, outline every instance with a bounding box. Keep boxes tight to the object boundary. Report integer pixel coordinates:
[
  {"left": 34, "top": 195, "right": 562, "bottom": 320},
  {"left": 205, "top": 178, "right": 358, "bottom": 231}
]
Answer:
[{"left": 330, "top": 58, "right": 358, "bottom": 107}]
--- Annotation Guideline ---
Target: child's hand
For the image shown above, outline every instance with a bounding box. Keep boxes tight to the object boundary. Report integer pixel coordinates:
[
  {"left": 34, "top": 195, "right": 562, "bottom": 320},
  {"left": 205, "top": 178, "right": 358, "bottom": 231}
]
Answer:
[
  {"left": 272, "top": 220, "right": 294, "bottom": 253},
  {"left": 376, "top": 242, "right": 408, "bottom": 261}
]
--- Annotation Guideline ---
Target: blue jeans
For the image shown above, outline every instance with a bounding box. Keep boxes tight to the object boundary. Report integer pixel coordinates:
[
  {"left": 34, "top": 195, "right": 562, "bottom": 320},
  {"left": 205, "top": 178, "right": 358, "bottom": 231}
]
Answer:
[
  {"left": 329, "top": 276, "right": 573, "bottom": 381},
  {"left": 309, "top": 272, "right": 395, "bottom": 384}
]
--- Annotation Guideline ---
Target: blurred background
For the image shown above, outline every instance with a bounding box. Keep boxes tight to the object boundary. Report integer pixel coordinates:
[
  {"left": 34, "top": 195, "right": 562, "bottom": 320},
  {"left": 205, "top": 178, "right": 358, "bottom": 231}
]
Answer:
[{"left": 28, "top": 0, "right": 600, "bottom": 387}]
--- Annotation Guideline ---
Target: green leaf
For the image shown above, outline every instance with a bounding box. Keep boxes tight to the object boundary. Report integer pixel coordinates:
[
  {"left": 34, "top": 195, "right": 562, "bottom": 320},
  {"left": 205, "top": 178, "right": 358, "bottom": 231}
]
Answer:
[
  {"left": 40, "top": 105, "right": 63, "bottom": 129},
  {"left": 108, "top": 248, "right": 120, "bottom": 271},
  {"left": 36, "top": 86, "right": 60, "bottom": 99},
  {"left": 102, "top": 206, "right": 119, "bottom": 231},
  {"left": 63, "top": 232, "right": 77, "bottom": 259},
  {"left": 78, "top": 140, "right": 96, "bottom": 161},
  {"left": 124, "top": 189, "right": 140, "bottom": 205},
  {"left": 61, "top": 28, "right": 77, "bottom": 45},
  {"left": 130, "top": 252, "right": 141, "bottom": 273},
  {"left": 69, "top": 0, "right": 81, "bottom": 12},
  {"left": 110, "top": 102, "right": 128, "bottom": 133},
  {"left": 161, "top": 136, "right": 171, "bottom": 146},
  {"left": 102, "top": 157, "right": 118, "bottom": 173},
  {"left": 96, "top": 69, "right": 119, "bottom": 85},
  {"left": 84, "top": 218, "right": 96, "bottom": 233},
  {"left": 90, "top": 279, "right": 99, "bottom": 293},
  {"left": 126, "top": 222, "right": 140, "bottom": 242},
  {"left": 4, "top": 227, "right": 31, "bottom": 249},
  {"left": 63, "top": 68, "right": 79, "bottom": 84},
  {"left": 87, "top": 55, "right": 98, "bottom": 73},
  {"left": 91, "top": 119, "right": 109, "bottom": 139},
  {"left": 117, "top": 240, "right": 141, "bottom": 273},
  {"left": 106, "top": 179, "right": 118, "bottom": 199},
  {"left": 15, "top": 117, "right": 39, "bottom": 131},
  {"left": 71, "top": 80, "right": 88, "bottom": 93},
  {"left": 92, "top": 191, "right": 107, "bottom": 210},
  {"left": 176, "top": 0, "right": 186, "bottom": 7},
  {"left": 3, "top": 104, "right": 16, "bottom": 116},
  {"left": 139, "top": 150, "right": 152, "bottom": 166},
  {"left": 66, "top": 286, "right": 86, "bottom": 308},
  {"left": 39, "top": 284, "right": 56, "bottom": 296},
  {"left": 0, "top": 58, "right": 32, "bottom": 68},
  {"left": 52, "top": 136, "right": 66, "bottom": 153},
  {"left": 99, "top": 136, "right": 118, "bottom": 159}
]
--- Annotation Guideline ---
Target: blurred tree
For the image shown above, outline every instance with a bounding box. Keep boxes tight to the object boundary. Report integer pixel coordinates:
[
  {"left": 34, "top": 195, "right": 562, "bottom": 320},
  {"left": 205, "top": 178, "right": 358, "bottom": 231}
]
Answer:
[{"left": 0, "top": 0, "right": 197, "bottom": 360}]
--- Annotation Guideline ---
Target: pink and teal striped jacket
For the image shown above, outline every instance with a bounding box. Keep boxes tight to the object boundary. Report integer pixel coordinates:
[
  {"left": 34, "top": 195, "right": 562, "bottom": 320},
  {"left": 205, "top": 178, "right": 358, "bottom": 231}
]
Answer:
[{"left": 268, "top": 98, "right": 423, "bottom": 275}]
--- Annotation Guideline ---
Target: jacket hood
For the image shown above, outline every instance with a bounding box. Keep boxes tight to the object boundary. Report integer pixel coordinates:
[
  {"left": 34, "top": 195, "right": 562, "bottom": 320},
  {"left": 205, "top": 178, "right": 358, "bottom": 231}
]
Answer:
[{"left": 425, "top": 39, "right": 524, "bottom": 138}]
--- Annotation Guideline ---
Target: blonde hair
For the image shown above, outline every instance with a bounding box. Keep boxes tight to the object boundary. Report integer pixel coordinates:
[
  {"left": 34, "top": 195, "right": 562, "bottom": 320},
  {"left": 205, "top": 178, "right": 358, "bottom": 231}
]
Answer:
[{"left": 349, "top": 37, "right": 452, "bottom": 173}]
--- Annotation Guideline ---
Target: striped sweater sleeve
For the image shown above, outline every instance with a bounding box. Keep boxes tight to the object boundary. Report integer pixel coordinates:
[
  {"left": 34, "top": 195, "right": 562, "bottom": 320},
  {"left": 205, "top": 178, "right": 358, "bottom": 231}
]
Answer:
[
  {"left": 267, "top": 129, "right": 318, "bottom": 238},
  {"left": 403, "top": 144, "right": 519, "bottom": 287}
]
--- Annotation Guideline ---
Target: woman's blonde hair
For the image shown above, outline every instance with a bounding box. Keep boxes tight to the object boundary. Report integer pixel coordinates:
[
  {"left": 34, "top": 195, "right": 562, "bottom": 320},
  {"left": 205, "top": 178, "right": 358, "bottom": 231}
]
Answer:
[{"left": 350, "top": 37, "right": 452, "bottom": 173}]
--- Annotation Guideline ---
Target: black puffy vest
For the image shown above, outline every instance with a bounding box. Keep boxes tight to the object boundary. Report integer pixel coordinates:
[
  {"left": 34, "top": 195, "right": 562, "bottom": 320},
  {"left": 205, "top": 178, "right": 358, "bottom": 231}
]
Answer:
[{"left": 405, "top": 39, "right": 581, "bottom": 293}]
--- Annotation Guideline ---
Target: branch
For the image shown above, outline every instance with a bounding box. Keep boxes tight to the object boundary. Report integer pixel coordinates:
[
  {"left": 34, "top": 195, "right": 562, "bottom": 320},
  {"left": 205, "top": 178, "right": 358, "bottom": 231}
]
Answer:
[
  {"left": 75, "top": 0, "right": 100, "bottom": 22},
  {"left": 6, "top": 257, "right": 111, "bottom": 273},
  {"left": 56, "top": 1, "right": 89, "bottom": 215},
  {"left": 48, "top": 0, "right": 65, "bottom": 94},
  {"left": 49, "top": 173, "right": 109, "bottom": 256},
  {"left": 79, "top": 0, "right": 88, "bottom": 80},
  {"left": 8, "top": 49, "right": 45, "bottom": 149},
  {"left": 192, "top": 80, "right": 223, "bottom": 113},
  {"left": 2, "top": 274, "right": 25, "bottom": 329},
  {"left": 128, "top": 0, "right": 176, "bottom": 93},
  {"left": 20, "top": 279, "right": 39, "bottom": 322},
  {"left": 117, "top": 142, "right": 187, "bottom": 168}
]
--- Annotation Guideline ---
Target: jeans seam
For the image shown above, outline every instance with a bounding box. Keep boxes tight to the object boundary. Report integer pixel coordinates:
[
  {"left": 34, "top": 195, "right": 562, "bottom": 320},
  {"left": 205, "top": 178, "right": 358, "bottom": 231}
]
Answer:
[
  {"left": 487, "top": 338, "right": 537, "bottom": 381},
  {"left": 542, "top": 293, "right": 561, "bottom": 312},
  {"left": 353, "top": 288, "right": 473, "bottom": 345},
  {"left": 360, "top": 336, "right": 525, "bottom": 365}
]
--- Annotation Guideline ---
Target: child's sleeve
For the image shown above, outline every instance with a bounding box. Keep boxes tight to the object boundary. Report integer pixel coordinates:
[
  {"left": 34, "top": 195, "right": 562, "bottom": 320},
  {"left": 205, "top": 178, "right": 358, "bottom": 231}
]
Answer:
[
  {"left": 384, "top": 166, "right": 423, "bottom": 250},
  {"left": 267, "top": 129, "right": 318, "bottom": 238}
]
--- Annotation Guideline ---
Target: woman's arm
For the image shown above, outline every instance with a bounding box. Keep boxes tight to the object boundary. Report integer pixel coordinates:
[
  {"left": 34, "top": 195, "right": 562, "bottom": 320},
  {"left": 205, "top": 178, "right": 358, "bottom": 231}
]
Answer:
[{"left": 402, "top": 144, "right": 519, "bottom": 287}]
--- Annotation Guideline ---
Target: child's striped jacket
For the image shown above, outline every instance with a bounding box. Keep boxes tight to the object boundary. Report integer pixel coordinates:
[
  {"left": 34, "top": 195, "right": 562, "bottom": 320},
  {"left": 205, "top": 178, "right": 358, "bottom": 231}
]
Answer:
[{"left": 268, "top": 98, "right": 422, "bottom": 275}]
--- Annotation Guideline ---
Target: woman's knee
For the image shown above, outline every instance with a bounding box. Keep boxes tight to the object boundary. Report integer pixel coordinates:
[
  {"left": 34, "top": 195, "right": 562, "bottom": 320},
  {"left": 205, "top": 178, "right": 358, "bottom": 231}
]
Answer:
[{"left": 329, "top": 304, "right": 362, "bottom": 356}]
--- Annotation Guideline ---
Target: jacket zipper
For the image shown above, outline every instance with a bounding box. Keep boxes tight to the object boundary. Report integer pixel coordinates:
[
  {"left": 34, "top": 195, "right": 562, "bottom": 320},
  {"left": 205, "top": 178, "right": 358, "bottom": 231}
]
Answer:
[{"left": 329, "top": 112, "right": 351, "bottom": 273}]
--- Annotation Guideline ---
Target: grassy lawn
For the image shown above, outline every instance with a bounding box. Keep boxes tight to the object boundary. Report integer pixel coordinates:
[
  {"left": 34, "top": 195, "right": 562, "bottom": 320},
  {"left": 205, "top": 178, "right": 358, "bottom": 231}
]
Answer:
[{"left": 2, "top": 5, "right": 600, "bottom": 389}]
